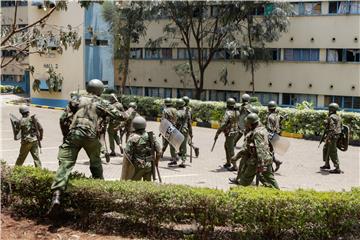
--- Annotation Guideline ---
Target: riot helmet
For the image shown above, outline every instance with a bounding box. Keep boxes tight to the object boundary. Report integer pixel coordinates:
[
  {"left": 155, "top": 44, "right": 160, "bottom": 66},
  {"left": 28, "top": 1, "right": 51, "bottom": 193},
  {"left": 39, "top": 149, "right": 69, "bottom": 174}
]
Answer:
[
  {"left": 132, "top": 116, "right": 146, "bottom": 131},
  {"left": 87, "top": 79, "right": 104, "bottom": 96}
]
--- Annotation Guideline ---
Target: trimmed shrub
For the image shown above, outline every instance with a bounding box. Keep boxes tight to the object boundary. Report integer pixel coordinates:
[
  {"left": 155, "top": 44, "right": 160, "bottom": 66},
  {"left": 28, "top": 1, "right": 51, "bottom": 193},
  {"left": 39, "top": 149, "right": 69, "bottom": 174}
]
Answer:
[{"left": 2, "top": 165, "right": 360, "bottom": 239}]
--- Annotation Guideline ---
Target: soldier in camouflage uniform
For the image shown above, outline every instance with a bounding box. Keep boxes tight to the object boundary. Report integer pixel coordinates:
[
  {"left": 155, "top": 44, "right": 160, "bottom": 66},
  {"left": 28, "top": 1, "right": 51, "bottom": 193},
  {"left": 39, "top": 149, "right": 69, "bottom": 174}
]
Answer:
[
  {"left": 168, "top": 99, "right": 192, "bottom": 168},
  {"left": 107, "top": 93, "right": 124, "bottom": 156},
  {"left": 229, "top": 113, "right": 279, "bottom": 189},
  {"left": 234, "top": 94, "right": 252, "bottom": 147},
  {"left": 183, "top": 96, "right": 199, "bottom": 157},
  {"left": 161, "top": 98, "right": 177, "bottom": 160},
  {"left": 124, "top": 116, "right": 161, "bottom": 181},
  {"left": 214, "top": 98, "right": 240, "bottom": 171},
  {"left": 124, "top": 102, "right": 139, "bottom": 142},
  {"left": 59, "top": 92, "right": 80, "bottom": 142},
  {"left": 266, "top": 101, "right": 283, "bottom": 172},
  {"left": 320, "top": 103, "right": 342, "bottom": 174},
  {"left": 15, "top": 106, "right": 43, "bottom": 168},
  {"left": 49, "top": 79, "right": 125, "bottom": 213}
]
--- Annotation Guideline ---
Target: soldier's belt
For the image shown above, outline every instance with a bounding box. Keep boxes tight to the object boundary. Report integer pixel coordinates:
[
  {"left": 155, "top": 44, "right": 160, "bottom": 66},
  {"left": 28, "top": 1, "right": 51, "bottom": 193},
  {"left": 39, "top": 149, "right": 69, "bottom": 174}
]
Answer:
[{"left": 136, "top": 156, "right": 154, "bottom": 162}]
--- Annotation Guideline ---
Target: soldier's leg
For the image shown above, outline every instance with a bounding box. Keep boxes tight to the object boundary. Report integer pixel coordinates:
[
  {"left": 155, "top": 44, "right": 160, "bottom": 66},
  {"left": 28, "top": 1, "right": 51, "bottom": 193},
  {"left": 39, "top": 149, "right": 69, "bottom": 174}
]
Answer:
[
  {"left": 51, "top": 137, "right": 81, "bottom": 191},
  {"left": 260, "top": 165, "right": 280, "bottom": 189},
  {"left": 225, "top": 134, "right": 235, "bottom": 167},
  {"left": 15, "top": 142, "right": 32, "bottom": 166},
  {"left": 83, "top": 138, "right": 104, "bottom": 179},
  {"left": 108, "top": 127, "right": 116, "bottom": 154},
  {"left": 233, "top": 131, "right": 243, "bottom": 147},
  {"left": 131, "top": 168, "right": 144, "bottom": 181},
  {"left": 143, "top": 167, "right": 152, "bottom": 181},
  {"left": 29, "top": 141, "right": 41, "bottom": 168},
  {"left": 321, "top": 142, "right": 331, "bottom": 169},
  {"left": 328, "top": 138, "right": 341, "bottom": 173},
  {"left": 239, "top": 164, "right": 257, "bottom": 186},
  {"left": 178, "top": 133, "right": 188, "bottom": 168}
]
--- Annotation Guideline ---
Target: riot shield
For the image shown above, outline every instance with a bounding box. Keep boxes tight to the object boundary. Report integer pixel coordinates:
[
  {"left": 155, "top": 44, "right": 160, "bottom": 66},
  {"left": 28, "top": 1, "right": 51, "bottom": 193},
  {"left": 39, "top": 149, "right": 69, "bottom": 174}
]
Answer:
[
  {"left": 9, "top": 113, "right": 21, "bottom": 140},
  {"left": 159, "top": 119, "right": 184, "bottom": 152},
  {"left": 270, "top": 133, "right": 290, "bottom": 156},
  {"left": 121, "top": 154, "right": 135, "bottom": 180},
  {"left": 337, "top": 125, "right": 349, "bottom": 152}
]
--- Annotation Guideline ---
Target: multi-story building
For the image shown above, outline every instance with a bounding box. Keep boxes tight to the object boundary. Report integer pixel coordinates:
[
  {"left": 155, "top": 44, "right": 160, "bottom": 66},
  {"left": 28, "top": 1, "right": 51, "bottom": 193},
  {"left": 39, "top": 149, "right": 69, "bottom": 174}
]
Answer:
[
  {"left": 1, "top": 1, "right": 30, "bottom": 93},
  {"left": 119, "top": 1, "right": 360, "bottom": 111}
]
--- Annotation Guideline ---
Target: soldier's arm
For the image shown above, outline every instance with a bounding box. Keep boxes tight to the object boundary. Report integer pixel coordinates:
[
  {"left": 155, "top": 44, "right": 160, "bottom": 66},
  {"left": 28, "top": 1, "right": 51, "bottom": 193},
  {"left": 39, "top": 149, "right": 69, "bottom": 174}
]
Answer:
[
  {"left": 188, "top": 111, "right": 193, "bottom": 137},
  {"left": 97, "top": 99, "right": 126, "bottom": 121},
  {"left": 34, "top": 116, "right": 44, "bottom": 140},
  {"left": 327, "top": 115, "right": 338, "bottom": 138},
  {"left": 216, "top": 113, "right": 229, "bottom": 136},
  {"left": 253, "top": 132, "right": 270, "bottom": 168}
]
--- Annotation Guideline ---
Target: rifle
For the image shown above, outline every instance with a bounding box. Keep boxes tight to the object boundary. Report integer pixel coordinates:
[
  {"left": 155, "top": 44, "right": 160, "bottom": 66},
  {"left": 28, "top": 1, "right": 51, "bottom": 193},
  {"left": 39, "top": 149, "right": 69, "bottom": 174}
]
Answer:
[
  {"left": 211, "top": 136, "right": 218, "bottom": 152},
  {"left": 188, "top": 137, "right": 193, "bottom": 163},
  {"left": 148, "top": 131, "right": 162, "bottom": 183},
  {"left": 31, "top": 115, "right": 42, "bottom": 154},
  {"left": 318, "top": 131, "right": 327, "bottom": 148}
]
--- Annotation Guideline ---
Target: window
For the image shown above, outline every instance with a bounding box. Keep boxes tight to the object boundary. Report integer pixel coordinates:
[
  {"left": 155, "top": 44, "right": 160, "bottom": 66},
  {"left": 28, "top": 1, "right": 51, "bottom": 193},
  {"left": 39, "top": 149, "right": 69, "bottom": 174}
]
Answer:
[
  {"left": 1, "top": 1, "right": 27, "bottom": 7},
  {"left": 145, "top": 87, "right": 160, "bottom": 97},
  {"left": 254, "top": 48, "right": 281, "bottom": 61},
  {"left": 124, "top": 86, "right": 142, "bottom": 96},
  {"left": 253, "top": 92, "right": 279, "bottom": 105},
  {"left": 327, "top": 49, "right": 360, "bottom": 62},
  {"left": 130, "top": 48, "right": 142, "bottom": 59},
  {"left": 145, "top": 48, "right": 160, "bottom": 59},
  {"left": 282, "top": 94, "right": 317, "bottom": 106},
  {"left": 161, "top": 48, "right": 172, "bottom": 59},
  {"left": 209, "top": 90, "right": 240, "bottom": 102},
  {"left": 325, "top": 96, "right": 360, "bottom": 110},
  {"left": 284, "top": 49, "right": 319, "bottom": 61},
  {"left": 329, "top": 1, "right": 360, "bottom": 14},
  {"left": 1, "top": 50, "right": 17, "bottom": 57},
  {"left": 292, "top": 2, "right": 321, "bottom": 15},
  {"left": 177, "top": 89, "right": 194, "bottom": 98},
  {"left": 85, "top": 39, "right": 108, "bottom": 46},
  {"left": 163, "top": 88, "right": 172, "bottom": 98},
  {"left": 1, "top": 75, "right": 17, "bottom": 82},
  {"left": 177, "top": 48, "right": 194, "bottom": 59}
]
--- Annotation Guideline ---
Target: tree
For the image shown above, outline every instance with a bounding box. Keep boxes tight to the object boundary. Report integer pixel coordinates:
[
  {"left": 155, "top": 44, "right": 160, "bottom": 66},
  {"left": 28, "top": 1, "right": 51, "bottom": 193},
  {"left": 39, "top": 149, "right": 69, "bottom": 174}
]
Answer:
[
  {"left": 226, "top": 2, "right": 292, "bottom": 94},
  {"left": 153, "top": 1, "right": 241, "bottom": 100},
  {"left": 102, "top": 1, "right": 155, "bottom": 94},
  {"left": 0, "top": 1, "right": 92, "bottom": 93}
]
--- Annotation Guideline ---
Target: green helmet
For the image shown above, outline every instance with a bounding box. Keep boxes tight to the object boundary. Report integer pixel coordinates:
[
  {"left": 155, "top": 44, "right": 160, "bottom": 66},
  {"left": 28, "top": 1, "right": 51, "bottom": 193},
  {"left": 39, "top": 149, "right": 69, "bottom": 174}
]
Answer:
[
  {"left": 250, "top": 106, "right": 259, "bottom": 114},
  {"left": 242, "top": 94, "right": 250, "bottom": 103},
  {"left": 129, "top": 102, "right": 137, "bottom": 110},
  {"left": 164, "top": 98, "right": 172, "bottom": 106},
  {"left": 109, "top": 93, "right": 118, "bottom": 104},
  {"left": 268, "top": 100, "right": 277, "bottom": 110},
  {"left": 87, "top": 79, "right": 104, "bottom": 96},
  {"left": 19, "top": 105, "right": 29, "bottom": 114},
  {"left": 132, "top": 116, "right": 146, "bottom": 130},
  {"left": 182, "top": 96, "right": 190, "bottom": 105},
  {"left": 177, "top": 98, "right": 185, "bottom": 108},
  {"left": 245, "top": 113, "right": 259, "bottom": 125},
  {"left": 328, "top": 102, "right": 339, "bottom": 112},
  {"left": 226, "top": 98, "right": 236, "bottom": 107}
]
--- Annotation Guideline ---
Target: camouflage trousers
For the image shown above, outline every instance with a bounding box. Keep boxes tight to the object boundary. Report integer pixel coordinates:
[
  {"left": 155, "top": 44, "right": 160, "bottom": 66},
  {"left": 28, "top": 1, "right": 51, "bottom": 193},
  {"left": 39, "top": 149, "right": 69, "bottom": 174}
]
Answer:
[
  {"left": 15, "top": 141, "right": 41, "bottom": 168},
  {"left": 108, "top": 125, "right": 120, "bottom": 153},
  {"left": 131, "top": 166, "right": 152, "bottom": 181},
  {"left": 239, "top": 163, "right": 279, "bottom": 189},
  {"left": 51, "top": 133, "right": 104, "bottom": 191},
  {"left": 233, "top": 131, "right": 244, "bottom": 147},
  {"left": 224, "top": 133, "right": 235, "bottom": 165},
  {"left": 171, "top": 132, "right": 188, "bottom": 163},
  {"left": 163, "top": 137, "right": 177, "bottom": 159},
  {"left": 323, "top": 136, "right": 340, "bottom": 169}
]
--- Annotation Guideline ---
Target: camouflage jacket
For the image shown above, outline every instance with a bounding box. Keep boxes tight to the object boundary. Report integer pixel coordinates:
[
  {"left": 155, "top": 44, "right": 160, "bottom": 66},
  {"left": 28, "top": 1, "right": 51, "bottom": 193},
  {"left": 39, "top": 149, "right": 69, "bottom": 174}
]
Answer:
[
  {"left": 266, "top": 111, "right": 282, "bottom": 134},
  {"left": 217, "top": 109, "right": 240, "bottom": 136},
  {"left": 162, "top": 106, "right": 177, "bottom": 125},
  {"left": 125, "top": 131, "right": 161, "bottom": 169},
  {"left": 69, "top": 93, "right": 125, "bottom": 138},
  {"left": 325, "top": 113, "right": 342, "bottom": 139},
  {"left": 124, "top": 107, "right": 139, "bottom": 132},
  {"left": 176, "top": 107, "right": 192, "bottom": 135},
  {"left": 19, "top": 115, "right": 43, "bottom": 143},
  {"left": 238, "top": 103, "right": 251, "bottom": 130},
  {"left": 233, "top": 125, "right": 273, "bottom": 166},
  {"left": 108, "top": 102, "right": 125, "bottom": 128}
]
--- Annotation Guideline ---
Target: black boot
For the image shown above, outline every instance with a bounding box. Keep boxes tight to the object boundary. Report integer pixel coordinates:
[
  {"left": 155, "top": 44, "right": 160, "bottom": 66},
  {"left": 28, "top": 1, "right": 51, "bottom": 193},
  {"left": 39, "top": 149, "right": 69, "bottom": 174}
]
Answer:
[
  {"left": 329, "top": 168, "right": 342, "bottom": 174},
  {"left": 320, "top": 164, "right": 330, "bottom": 170},
  {"left": 194, "top": 147, "right": 199, "bottom": 158},
  {"left": 229, "top": 177, "right": 239, "bottom": 184},
  {"left": 273, "top": 159, "right": 282, "bottom": 172},
  {"left": 223, "top": 163, "right": 231, "bottom": 168},
  {"left": 109, "top": 151, "right": 116, "bottom": 157},
  {"left": 228, "top": 165, "right": 238, "bottom": 172},
  {"left": 48, "top": 190, "right": 61, "bottom": 217}
]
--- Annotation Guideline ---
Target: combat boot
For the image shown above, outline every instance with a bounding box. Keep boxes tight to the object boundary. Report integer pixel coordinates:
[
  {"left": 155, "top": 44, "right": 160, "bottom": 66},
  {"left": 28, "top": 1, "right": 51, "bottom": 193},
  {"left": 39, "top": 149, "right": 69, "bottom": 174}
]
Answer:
[
  {"left": 168, "top": 158, "right": 178, "bottom": 166},
  {"left": 48, "top": 190, "right": 61, "bottom": 217},
  {"left": 194, "top": 147, "right": 199, "bottom": 158},
  {"left": 320, "top": 164, "right": 330, "bottom": 170},
  {"left": 223, "top": 163, "right": 231, "bottom": 168},
  {"left": 329, "top": 168, "right": 342, "bottom": 174},
  {"left": 229, "top": 177, "right": 239, "bottom": 185},
  {"left": 178, "top": 162, "right": 186, "bottom": 168},
  {"left": 228, "top": 165, "right": 238, "bottom": 172},
  {"left": 273, "top": 159, "right": 282, "bottom": 172}
]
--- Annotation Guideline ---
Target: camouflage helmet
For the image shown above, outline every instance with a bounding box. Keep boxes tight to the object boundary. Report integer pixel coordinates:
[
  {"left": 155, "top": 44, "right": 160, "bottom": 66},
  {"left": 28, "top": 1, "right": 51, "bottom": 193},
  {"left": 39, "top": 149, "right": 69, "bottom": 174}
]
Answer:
[
  {"left": 19, "top": 105, "right": 29, "bottom": 114},
  {"left": 328, "top": 102, "right": 339, "bottom": 112},
  {"left": 242, "top": 94, "right": 250, "bottom": 103},
  {"left": 177, "top": 98, "right": 186, "bottom": 108},
  {"left": 250, "top": 106, "right": 259, "bottom": 114},
  {"left": 109, "top": 93, "right": 118, "bottom": 104},
  {"left": 132, "top": 116, "right": 146, "bottom": 130},
  {"left": 87, "top": 79, "right": 104, "bottom": 96},
  {"left": 164, "top": 98, "right": 172, "bottom": 106},
  {"left": 182, "top": 96, "right": 190, "bottom": 105},
  {"left": 245, "top": 113, "right": 260, "bottom": 125},
  {"left": 268, "top": 100, "right": 277, "bottom": 110},
  {"left": 129, "top": 102, "right": 137, "bottom": 110},
  {"left": 226, "top": 98, "right": 236, "bottom": 107}
]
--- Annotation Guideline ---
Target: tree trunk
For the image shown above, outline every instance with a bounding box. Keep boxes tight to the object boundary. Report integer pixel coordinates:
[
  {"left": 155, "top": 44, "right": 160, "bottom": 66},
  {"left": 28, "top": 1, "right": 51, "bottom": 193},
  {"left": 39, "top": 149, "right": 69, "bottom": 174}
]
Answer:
[
  {"left": 120, "top": 37, "right": 131, "bottom": 95},
  {"left": 194, "top": 70, "right": 205, "bottom": 100},
  {"left": 250, "top": 59, "right": 255, "bottom": 94}
]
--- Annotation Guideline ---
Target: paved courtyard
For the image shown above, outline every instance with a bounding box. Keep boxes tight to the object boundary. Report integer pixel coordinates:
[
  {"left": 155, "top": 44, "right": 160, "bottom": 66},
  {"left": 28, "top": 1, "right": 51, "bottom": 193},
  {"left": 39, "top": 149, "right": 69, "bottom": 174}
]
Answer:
[{"left": 1, "top": 94, "right": 359, "bottom": 191}]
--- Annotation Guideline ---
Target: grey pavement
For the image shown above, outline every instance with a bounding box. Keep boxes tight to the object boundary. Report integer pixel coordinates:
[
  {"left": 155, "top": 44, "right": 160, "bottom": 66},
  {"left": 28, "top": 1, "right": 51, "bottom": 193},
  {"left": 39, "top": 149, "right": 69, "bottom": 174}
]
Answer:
[{"left": 1, "top": 94, "right": 359, "bottom": 191}]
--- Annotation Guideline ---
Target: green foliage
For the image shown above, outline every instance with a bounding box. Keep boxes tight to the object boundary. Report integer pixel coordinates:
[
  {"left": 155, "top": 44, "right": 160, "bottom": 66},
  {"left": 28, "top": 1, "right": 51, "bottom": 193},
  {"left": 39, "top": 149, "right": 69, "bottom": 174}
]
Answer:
[
  {"left": 119, "top": 95, "right": 360, "bottom": 141},
  {"left": 2, "top": 165, "right": 360, "bottom": 239},
  {"left": 0, "top": 85, "right": 24, "bottom": 94}
]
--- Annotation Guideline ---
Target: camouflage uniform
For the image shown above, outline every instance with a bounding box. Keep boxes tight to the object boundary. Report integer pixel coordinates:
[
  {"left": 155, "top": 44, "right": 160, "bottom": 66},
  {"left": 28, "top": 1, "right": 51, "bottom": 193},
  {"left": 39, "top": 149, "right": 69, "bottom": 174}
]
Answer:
[
  {"left": 234, "top": 102, "right": 251, "bottom": 146},
  {"left": 125, "top": 131, "right": 161, "bottom": 181},
  {"left": 231, "top": 124, "right": 279, "bottom": 189},
  {"left": 108, "top": 101, "right": 124, "bottom": 155},
  {"left": 124, "top": 106, "right": 139, "bottom": 141},
  {"left": 15, "top": 115, "right": 43, "bottom": 168},
  {"left": 322, "top": 112, "right": 342, "bottom": 172},
  {"left": 266, "top": 109, "right": 284, "bottom": 171},
  {"left": 51, "top": 93, "right": 125, "bottom": 191},
  {"left": 161, "top": 104, "right": 177, "bottom": 159}
]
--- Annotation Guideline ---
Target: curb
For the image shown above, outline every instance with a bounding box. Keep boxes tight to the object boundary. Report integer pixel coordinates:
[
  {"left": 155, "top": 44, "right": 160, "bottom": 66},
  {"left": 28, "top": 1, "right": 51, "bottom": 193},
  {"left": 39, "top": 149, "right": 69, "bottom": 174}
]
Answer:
[{"left": 5, "top": 101, "right": 65, "bottom": 111}]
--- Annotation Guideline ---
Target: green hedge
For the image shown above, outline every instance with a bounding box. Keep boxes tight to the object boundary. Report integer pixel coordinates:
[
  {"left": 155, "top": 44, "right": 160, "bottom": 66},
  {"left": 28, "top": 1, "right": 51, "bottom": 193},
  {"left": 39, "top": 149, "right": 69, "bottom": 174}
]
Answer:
[
  {"left": 0, "top": 85, "right": 24, "bottom": 94},
  {"left": 115, "top": 95, "right": 360, "bottom": 141},
  {"left": 2, "top": 165, "right": 360, "bottom": 239}
]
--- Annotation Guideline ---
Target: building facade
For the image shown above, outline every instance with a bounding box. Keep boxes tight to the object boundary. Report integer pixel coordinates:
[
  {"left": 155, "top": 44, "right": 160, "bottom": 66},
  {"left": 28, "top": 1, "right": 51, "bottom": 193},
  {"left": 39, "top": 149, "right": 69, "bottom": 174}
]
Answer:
[{"left": 118, "top": 1, "right": 360, "bottom": 111}]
